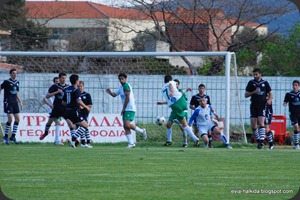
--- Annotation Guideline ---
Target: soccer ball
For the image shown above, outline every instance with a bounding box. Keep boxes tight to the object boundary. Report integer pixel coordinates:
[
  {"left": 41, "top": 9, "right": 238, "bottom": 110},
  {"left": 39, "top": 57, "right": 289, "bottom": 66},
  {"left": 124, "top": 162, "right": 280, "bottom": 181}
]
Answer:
[{"left": 156, "top": 116, "right": 166, "bottom": 126}]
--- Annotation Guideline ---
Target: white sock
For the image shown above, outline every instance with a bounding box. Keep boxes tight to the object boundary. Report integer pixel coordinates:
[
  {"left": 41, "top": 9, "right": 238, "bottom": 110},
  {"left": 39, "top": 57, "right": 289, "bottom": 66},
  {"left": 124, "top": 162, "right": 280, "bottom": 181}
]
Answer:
[
  {"left": 126, "top": 134, "right": 134, "bottom": 145},
  {"left": 183, "top": 126, "right": 198, "bottom": 142},
  {"left": 220, "top": 133, "right": 229, "bottom": 145},
  {"left": 167, "top": 128, "right": 172, "bottom": 142},
  {"left": 182, "top": 131, "right": 187, "bottom": 144},
  {"left": 134, "top": 126, "right": 143, "bottom": 133},
  {"left": 55, "top": 125, "right": 60, "bottom": 143}
]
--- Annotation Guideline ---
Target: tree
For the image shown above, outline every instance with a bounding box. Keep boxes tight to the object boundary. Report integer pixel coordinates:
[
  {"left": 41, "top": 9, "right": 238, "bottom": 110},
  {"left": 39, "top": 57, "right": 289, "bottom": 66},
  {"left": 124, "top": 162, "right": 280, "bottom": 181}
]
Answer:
[
  {"left": 109, "top": 0, "right": 294, "bottom": 75},
  {"left": 0, "top": 0, "right": 49, "bottom": 51},
  {"left": 258, "top": 22, "right": 300, "bottom": 76}
]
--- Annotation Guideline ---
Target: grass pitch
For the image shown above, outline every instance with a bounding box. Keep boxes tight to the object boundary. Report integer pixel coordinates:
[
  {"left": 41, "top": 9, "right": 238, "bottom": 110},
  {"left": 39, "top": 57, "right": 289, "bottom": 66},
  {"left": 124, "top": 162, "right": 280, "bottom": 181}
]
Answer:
[{"left": 0, "top": 142, "right": 299, "bottom": 200}]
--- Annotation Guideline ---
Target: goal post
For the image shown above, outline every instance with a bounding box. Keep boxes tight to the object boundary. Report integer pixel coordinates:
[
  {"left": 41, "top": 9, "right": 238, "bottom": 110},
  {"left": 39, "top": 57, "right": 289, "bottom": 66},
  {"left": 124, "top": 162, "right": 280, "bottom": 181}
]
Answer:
[{"left": 0, "top": 51, "right": 246, "bottom": 144}]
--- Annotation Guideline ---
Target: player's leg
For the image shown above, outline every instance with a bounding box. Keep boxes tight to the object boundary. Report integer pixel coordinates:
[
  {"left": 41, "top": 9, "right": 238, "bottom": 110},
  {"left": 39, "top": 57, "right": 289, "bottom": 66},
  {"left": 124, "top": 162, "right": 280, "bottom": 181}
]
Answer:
[
  {"left": 53, "top": 119, "right": 63, "bottom": 145},
  {"left": 257, "top": 116, "right": 266, "bottom": 149},
  {"left": 3, "top": 113, "right": 13, "bottom": 145},
  {"left": 265, "top": 125, "right": 274, "bottom": 150},
  {"left": 40, "top": 117, "right": 55, "bottom": 140},
  {"left": 200, "top": 133, "right": 209, "bottom": 148},
  {"left": 180, "top": 117, "right": 199, "bottom": 147},
  {"left": 163, "top": 111, "right": 175, "bottom": 146},
  {"left": 211, "top": 126, "right": 232, "bottom": 149},
  {"left": 9, "top": 112, "right": 20, "bottom": 144},
  {"left": 123, "top": 111, "right": 135, "bottom": 148},
  {"left": 129, "top": 111, "right": 147, "bottom": 140},
  {"left": 292, "top": 115, "right": 300, "bottom": 149},
  {"left": 208, "top": 131, "right": 213, "bottom": 148},
  {"left": 76, "top": 120, "right": 91, "bottom": 148}
]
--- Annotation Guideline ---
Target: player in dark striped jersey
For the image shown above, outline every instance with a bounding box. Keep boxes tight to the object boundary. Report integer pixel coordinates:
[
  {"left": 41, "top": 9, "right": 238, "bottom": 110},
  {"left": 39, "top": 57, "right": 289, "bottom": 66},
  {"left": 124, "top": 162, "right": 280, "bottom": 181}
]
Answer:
[
  {"left": 245, "top": 68, "right": 272, "bottom": 149},
  {"left": 78, "top": 80, "right": 93, "bottom": 148},
  {"left": 0, "top": 69, "right": 23, "bottom": 144},
  {"left": 283, "top": 80, "right": 300, "bottom": 149},
  {"left": 40, "top": 72, "right": 69, "bottom": 141},
  {"left": 62, "top": 74, "right": 90, "bottom": 148}
]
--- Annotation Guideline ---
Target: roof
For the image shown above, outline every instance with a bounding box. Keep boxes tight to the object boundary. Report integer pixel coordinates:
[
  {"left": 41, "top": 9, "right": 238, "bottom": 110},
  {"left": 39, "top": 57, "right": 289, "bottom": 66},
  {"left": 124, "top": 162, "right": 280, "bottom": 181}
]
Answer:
[
  {"left": 0, "top": 63, "right": 24, "bottom": 72},
  {"left": 25, "top": 1, "right": 166, "bottom": 21}
]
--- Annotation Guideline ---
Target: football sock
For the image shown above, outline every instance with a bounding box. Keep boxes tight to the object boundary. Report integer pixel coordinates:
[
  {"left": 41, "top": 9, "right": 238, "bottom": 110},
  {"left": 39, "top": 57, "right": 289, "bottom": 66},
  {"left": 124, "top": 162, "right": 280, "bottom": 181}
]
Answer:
[
  {"left": 85, "top": 129, "right": 91, "bottom": 144},
  {"left": 259, "top": 127, "right": 265, "bottom": 144},
  {"left": 183, "top": 126, "right": 198, "bottom": 142},
  {"left": 266, "top": 131, "right": 273, "bottom": 145},
  {"left": 167, "top": 128, "right": 172, "bottom": 142},
  {"left": 220, "top": 133, "right": 229, "bottom": 145},
  {"left": 294, "top": 132, "right": 299, "bottom": 145},
  {"left": 44, "top": 125, "right": 51, "bottom": 136},
  {"left": 4, "top": 122, "right": 11, "bottom": 135},
  {"left": 134, "top": 126, "right": 143, "bottom": 134},
  {"left": 126, "top": 134, "right": 134, "bottom": 144},
  {"left": 182, "top": 131, "right": 187, "bottom": 144},
  {"left": 253, "top": 128, "right": 259, "bottom": 141},
  {"left": 11, "top": 122, "right": 19, "bottom": 137},
  {"left": 54, "top": 125, "right": 60, "bottom": 143}
]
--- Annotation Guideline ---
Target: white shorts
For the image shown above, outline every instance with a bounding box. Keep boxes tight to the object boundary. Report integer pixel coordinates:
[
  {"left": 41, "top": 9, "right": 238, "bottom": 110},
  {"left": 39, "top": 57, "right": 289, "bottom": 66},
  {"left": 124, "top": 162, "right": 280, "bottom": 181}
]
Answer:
[{"left": 197, "top": 122, "right": 216, "bottom": 137}]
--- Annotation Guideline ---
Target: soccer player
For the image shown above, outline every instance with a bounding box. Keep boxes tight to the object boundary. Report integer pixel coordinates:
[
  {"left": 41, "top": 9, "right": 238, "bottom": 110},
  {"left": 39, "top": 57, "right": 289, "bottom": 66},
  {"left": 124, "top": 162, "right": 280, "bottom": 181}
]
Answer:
[
  {"left": 188, "top": 96, "right": 232, "bottom": 149},
  {"left": 62, "top": 74, "right": 91, "bottom": 148},
  {"left": 105, "top": 73, "right": 147, "bottom": 148},
  {"left": 78, "top": 80, "right": 93, "bottom": 148},
  {"left": 265, "top": 95, "right": 275, "bottom": 149},
  {"left": 157, "top": 79, "right": 192, "bottom": 147},
  {"left": 39, "top": 72, "right": 68, "bottom": 141},
  {"left": 245, "top": 68, "right": 272, "bottom": 149},
  {"left": 190, "top": 83, "right": 218, "bottom": 147},
  {"left": 160, "top": 75, "right": 199, "bottom": 147},
  {"left": 283, "top": 80, "right": 300, "bottom": 149},
  {"left": 42, "top": 77, "right": 63, "bottom": 145},
  {"left": 0, "top": 69, "right": 23, "bottom": 144}
]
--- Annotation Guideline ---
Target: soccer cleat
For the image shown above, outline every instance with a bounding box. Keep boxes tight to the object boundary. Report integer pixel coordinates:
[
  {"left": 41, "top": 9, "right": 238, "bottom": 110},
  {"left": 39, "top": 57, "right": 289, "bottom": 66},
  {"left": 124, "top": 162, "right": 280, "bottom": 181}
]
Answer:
[
  {"left": 293, "top": 145, "right": 299, "bottom": 149},
  {"left": 257, "top": 142, "right": 264, "bottom": 149},
  {"left": 194, "top": 140, "right": 199, "bottom": 147},
  {"left": 9, "top": 137, "right": 19, "bottom": 144},
  {"left": 39, "top": 133, "right": 47, "bottom": 140},
  {"left": 269, "top": 145, "right": 274, "bottom": 150},
  {"left": 142, "top": 128, "right": 147, "bottom": 140},
  {"left": 3, "top": 136, "right": 9, "bottom": 145},
  {"left": 163, "top": 141, "right": 172, "bottom": 146},
  {"left": 226, "top": 145, "right": 233, "bottom": 149},
  {"left": 75, "top": 139, "right": 79, "bottom": 147},
  {"left": 70, "top": 141, "right": 76, "bottom": 148},
  {"left": 182, "top": 144, "right": 188, "bottom": 148},
  {"left": 86, "top": 144, "right": 93, "bottom": 148},
  {"left": 208, "top": 141, "right": 213, "bottom": 148},
  {"left": 127, "top": 143, "right": 136, "bottom": 148},
  {"left": 80, "top": 144, "right": 89, "bottom": 148}
]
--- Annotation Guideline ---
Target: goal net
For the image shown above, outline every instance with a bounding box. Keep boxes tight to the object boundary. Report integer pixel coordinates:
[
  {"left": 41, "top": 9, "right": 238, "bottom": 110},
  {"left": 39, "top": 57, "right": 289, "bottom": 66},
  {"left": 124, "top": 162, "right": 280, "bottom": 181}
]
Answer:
[{"left": 0, "top": 51, "right": 246, "bottom": 144}]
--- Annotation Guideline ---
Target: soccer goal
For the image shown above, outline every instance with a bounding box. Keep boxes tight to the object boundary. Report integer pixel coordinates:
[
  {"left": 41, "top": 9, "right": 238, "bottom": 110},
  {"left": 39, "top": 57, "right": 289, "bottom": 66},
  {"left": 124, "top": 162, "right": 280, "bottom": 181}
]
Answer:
[{"left": 0, "top": 51, "right": 247, "bottom": 143}]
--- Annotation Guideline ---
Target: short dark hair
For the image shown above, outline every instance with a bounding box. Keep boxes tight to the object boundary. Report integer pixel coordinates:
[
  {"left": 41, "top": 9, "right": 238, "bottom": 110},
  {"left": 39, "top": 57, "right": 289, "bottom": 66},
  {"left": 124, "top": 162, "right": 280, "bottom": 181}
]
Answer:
[
  {"left": 52, "top": 77, "right": 59, "bottom": 83},
  {"left": 118, "top": 73, "right": 127, "bottom": 79},
  {"left": 292, "top": 80, "right": 300, "bottom": 85},
  {"left": 69, "top": 74, "right": 79, "bottom": 85},
  {"left": 198, "top": 84, "right": 205, "bottom": 88},
  {"left": 174, "top": 79, "right": 180, "bottom": 84},
  {"left": 79, "top": 80, "right": 84, "bottom": 86},
  {"left": 9, "top": 69, "right": 17, "bottom": 74},
  {"left": 252, "top": 68, "right": 261, "bottom": 74},
  {"left": 58, "top": 72, "right": 67, "bottom": 78},
  {"left": 164, "top": 75, "right": 172, "bottom": 83}
]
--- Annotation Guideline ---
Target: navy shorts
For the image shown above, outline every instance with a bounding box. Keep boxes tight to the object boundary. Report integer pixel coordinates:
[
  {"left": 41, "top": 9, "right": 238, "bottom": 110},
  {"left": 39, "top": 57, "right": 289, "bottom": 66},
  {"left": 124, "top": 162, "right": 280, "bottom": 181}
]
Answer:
[
  {"left": 290, "top": 113, "right": 300, "bottom": 126},
  {"left": 50, "top": 106, "right": 66, "bottom": 119},
  {"left": 63, "top": 109, "right": 84, "bottom": 124},
  {"left": 4, "top": 102, "right": 20, "bottom": 114},
  {"left": 250, "top": 104, "right": 265, "bottom": 118}
]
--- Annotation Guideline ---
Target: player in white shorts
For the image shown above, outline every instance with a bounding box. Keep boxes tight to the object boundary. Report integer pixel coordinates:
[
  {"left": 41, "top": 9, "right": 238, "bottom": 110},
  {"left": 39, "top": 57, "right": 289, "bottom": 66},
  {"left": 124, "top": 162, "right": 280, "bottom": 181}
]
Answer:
[{"left": 188, "top": 96, "right": 232, "bottom": 149}]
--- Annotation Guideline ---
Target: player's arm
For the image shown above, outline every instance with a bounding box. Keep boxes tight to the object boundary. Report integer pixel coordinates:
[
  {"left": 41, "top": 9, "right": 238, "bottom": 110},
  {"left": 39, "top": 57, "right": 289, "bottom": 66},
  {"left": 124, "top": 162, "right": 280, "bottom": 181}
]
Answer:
[
  {"left": 17, "top": 93, "right": 23, "bottom": 109},
  {"left": 283, "top": 93, "right": 288, "bottom": 107},
  {"left": 77, "top": 99, "right": 90, "bottom": 112},
  {"left": 105, "top": 88, "right": 117, "bottom": 97},
  {"left": 43, "top": 95, "right": 53, "bottom": 109},
  {"left": 46, "top": 90, "right": 62, "bottom": 98},
  {"left": 121, "top": 90, "right": 130, "bottom": 115},
  {"left": 267, "top": 91, "right": 273, "bottom": 105},
  {"left": 157, "top": 101, "right": 167, "bottom": 105},
  {"left": 168, "top": 83, "right": 174, "bottom": 97},
  {"left": 188, "top": 109, "right": 199, "bottom": 126},
  {"left": 245, "top": 89, "right": 260, "bottom": 98},
  {"left": 189, "top": 97, "right": 196, "bottom": 110}
]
